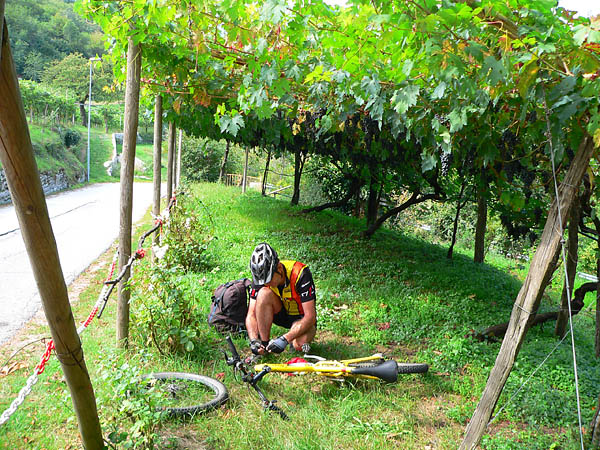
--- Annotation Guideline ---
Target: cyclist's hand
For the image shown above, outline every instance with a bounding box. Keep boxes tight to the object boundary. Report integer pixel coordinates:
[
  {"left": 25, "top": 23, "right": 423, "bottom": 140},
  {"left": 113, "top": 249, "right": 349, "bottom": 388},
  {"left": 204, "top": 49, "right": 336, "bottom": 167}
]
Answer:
[
  {"left": 250, "top": 339, "right": 266, "bottom": 355},
  {"left": 266, "top": 335, "right": 288, "bottom": 353}
]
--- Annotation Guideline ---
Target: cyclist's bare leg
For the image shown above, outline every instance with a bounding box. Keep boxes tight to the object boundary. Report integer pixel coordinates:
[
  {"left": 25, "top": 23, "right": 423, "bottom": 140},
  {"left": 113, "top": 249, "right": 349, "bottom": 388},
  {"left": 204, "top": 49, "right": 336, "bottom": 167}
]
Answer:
[
  {"left": 255, "top": 287, "right": 283, "bottom": 343},
  {"left": 290, "top": 323, "right": 316, "bottom": 351}
]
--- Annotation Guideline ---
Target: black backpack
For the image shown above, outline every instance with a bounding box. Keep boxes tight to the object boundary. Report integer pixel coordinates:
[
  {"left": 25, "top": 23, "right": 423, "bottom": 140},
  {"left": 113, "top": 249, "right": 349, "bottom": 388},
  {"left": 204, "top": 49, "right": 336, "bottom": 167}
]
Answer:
[{"left": 208, "top": 278, "right": 251, "bottom": 334}]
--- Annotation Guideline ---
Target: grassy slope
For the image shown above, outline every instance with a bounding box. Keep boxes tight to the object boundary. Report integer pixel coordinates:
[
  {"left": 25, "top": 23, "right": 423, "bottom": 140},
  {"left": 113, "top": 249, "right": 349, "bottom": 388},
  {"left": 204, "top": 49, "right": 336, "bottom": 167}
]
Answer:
[
  {"left": 5, "top": 122, "right": 162, "bottom": 184},
  {"left": 0, "top": 183, "right": 598, "bottom": 449}
]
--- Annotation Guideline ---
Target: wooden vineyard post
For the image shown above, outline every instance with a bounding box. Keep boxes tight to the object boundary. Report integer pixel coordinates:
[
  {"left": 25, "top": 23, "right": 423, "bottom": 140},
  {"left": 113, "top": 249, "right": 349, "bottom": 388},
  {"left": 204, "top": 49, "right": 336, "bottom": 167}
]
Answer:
[
  {"left": 166, "top": 121, "right": 175, "bottom": 202},
  {"left": 0, "top": 19, "right": 104, "bottom": 448},
  {"left": 219, "top": 140, "right": 230, "bottom": 183},
  {"left": 152, "top": 94, "right": 162, "bottom": 255},
  {"left": 460, "top": 135, "right": 595, "bottom": 450},
  {"left": 117, "top": 37, "right": 142, "bottom": 347},
  {"left": 242, "top": 146, "right": 249, "bottom": 193},
  {"left": 176, "top": 128, "right": 182, "bottom": 189}
]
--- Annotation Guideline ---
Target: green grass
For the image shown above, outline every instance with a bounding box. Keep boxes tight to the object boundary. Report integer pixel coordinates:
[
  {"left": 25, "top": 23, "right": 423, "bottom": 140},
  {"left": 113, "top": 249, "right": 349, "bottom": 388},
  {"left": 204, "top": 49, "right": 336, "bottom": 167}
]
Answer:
[
  {"left": 13, "top": 121, "right": 162, "bottom": 185},
  {"left": 0, "top": 182, "right": 597, "bottom": 449},
  {"left": 134, "top": 143, "right": 168, "bottom": 181}
]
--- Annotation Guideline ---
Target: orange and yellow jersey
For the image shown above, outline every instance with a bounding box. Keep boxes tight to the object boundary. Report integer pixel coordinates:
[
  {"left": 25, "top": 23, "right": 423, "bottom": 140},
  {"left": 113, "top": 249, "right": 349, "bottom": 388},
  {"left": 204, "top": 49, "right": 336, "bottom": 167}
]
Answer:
[{"left": 250, "top": 260, "right": 316, "bottom": 316}]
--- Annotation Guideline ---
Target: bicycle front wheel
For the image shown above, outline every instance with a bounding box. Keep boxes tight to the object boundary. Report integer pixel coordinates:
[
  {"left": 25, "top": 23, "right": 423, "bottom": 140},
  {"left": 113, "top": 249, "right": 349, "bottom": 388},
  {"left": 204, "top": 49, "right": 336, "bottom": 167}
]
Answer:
[{"left": 144, "top": 372, "right": 229, "bottom": 417}]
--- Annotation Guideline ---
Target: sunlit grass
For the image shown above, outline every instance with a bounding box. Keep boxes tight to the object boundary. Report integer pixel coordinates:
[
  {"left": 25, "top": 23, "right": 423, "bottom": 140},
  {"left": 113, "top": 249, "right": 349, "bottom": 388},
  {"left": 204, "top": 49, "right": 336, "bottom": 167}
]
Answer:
[{"left": 0, "top": 182, "right": 595, "bottom": 449}]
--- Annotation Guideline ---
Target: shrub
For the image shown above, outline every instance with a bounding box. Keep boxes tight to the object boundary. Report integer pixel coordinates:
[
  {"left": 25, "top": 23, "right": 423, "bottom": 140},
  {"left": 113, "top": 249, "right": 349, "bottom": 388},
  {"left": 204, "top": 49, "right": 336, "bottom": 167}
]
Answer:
[
  {"left": 61, "top": 128, "right": 81, "bottom": 148},
  {"left": 97, "top": 351, "right": 168, "bottom": 449},
  {"left": 130, "top": 195, "right": 214, "bottom": 354}
]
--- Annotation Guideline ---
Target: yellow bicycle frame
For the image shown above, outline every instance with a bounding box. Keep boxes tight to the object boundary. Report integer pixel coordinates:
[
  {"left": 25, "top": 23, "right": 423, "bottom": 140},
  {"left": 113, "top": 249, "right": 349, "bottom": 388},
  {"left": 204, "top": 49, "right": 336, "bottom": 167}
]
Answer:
[{"left": 254, "top": 354, "right": 386, "bottom": 380}]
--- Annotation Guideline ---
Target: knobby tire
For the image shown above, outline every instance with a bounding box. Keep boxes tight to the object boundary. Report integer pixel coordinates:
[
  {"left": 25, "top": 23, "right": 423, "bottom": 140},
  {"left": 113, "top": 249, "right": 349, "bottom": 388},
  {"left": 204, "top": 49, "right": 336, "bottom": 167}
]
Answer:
[{"left": 144, "top": 372, "right": 229, "bottom": 417}]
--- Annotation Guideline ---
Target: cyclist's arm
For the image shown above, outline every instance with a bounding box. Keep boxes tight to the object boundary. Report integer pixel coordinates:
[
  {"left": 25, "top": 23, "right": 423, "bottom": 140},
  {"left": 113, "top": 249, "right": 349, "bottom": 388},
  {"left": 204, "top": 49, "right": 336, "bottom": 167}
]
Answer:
[{"left": 283, "top": 300, "right": 316, "bottom": 342}]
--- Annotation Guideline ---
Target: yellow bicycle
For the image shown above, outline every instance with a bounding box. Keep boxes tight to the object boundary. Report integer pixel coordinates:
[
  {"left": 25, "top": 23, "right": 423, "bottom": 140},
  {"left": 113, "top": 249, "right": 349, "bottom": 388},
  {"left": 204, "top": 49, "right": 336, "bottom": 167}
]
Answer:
[
  {"left": 143, "top": 337, "right": 428, "bottom": 420},
  {"left": 223, "top": 336, "right": 428, "bottom": 419},
  {"left": 255, "top": 354, "right": 402, "bottom": 383}
]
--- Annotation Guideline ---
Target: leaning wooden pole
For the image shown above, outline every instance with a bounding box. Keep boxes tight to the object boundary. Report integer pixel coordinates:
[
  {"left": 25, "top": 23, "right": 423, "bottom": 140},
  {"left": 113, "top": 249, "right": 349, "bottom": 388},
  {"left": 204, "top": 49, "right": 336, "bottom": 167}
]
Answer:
[
  {"left": 0, "top": 20, "right": 103, "bottom": 448},
  {"left": 0, "top": 1, "right": 4, "bottom": 52},
  {"left": 166, "top": 121, "right": 175, "bottom": 201},
  {"left": 152, "top": 94, "right": 162, "bottom": 254},
  {"left": 460, "top": 135, "right": 595, "bottom": 450},
  {"left": 117, "top": 38, "right": 142, "bottom": 347}
]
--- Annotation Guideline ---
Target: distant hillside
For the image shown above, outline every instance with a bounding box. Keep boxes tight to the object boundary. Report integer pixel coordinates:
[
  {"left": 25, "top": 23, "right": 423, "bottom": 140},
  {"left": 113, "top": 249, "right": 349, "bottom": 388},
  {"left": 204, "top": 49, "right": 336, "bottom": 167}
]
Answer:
[{"left": 4, "top": 0, "right": 104, "bottom": 81}]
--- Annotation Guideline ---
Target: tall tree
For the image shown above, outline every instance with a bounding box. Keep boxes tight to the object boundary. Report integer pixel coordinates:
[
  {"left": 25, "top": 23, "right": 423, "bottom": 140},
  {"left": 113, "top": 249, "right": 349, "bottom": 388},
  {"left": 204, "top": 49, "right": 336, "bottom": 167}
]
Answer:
[{"left": 41, "top": 53, "right": 114, "bottom": 126}]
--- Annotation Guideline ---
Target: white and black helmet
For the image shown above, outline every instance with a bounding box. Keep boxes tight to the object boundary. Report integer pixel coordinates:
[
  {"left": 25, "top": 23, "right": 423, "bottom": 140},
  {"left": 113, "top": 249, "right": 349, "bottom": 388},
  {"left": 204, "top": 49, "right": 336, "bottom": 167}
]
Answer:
[{"left": 249, "top": 243, "right": 279, "bottom": 285}]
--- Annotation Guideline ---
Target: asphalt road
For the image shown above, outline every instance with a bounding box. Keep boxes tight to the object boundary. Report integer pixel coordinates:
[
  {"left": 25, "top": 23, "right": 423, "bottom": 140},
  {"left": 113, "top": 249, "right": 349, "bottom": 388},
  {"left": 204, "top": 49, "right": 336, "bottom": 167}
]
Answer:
[{"left": 0, "top": 182, "right": 157, "bottom": 346}]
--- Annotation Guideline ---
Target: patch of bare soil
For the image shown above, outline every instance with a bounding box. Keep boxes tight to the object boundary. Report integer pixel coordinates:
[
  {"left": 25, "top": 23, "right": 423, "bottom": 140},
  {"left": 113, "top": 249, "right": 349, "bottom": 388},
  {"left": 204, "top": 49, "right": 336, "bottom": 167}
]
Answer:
[{"left": 161, "top": 430, "right": 214, "bottom": 450}]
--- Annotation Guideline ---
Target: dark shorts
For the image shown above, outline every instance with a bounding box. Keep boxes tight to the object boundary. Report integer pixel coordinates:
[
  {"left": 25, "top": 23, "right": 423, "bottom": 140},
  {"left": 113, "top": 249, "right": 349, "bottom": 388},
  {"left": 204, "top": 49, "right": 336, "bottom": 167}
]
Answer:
[
  {"left": 273, "top": 308, "right": 302, "bottom": 329},
  {"left": 273, "top": 309, "right": 317, "bottom": 330}
]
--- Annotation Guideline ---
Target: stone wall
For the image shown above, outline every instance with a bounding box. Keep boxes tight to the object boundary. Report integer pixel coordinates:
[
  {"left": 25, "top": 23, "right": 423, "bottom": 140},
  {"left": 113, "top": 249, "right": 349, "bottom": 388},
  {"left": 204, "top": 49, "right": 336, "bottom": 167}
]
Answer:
[{"left": 0, "top": 168, "right": 84, "bottom": 205}]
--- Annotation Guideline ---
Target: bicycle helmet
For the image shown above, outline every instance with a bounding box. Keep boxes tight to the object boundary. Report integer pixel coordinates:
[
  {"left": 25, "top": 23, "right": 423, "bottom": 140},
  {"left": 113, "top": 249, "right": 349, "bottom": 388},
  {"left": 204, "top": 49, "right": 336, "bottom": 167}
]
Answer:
[{"left": 249, "top": 243, "right": 279, "bottom": 285}]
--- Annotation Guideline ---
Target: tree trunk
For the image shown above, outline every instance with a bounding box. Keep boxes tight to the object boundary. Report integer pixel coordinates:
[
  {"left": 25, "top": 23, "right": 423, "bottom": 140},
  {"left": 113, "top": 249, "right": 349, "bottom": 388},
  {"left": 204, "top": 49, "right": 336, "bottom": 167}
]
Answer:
[
  {"left": 364, "top": 191, "right": 441, "bottom": 237},
  {"left": 262, "top": 148, "right": 271, "bottom": 196},
  {"left": 592, "top": 393, "right": 600, "bottom": 446},
  {"left": 448, "top": 180, "right": 467, "bottom": 260},
  {"left": 366, "top": 176, "right": 379, "bottom": 230},
  {"left": 595, "top": 219, "right": 600, "bottom": 359},
  {"left": 219, "top": 139, "right": 230, "bottom": 183},
  {"left": 474, "top": 189, "right": 487, "bottom": 263},
  {"left": 353, "top": 188, "right": 363, "bottom": 217},
  {"left": 291, "top": 146, "right": 303, "bottom": 205},
  {"left": 555, "top": 197, "right": 580, "bottom": 338},
  {"left": 302, "top": 181, "right": 360, "bottom": 214},
  {"left": 152, "top": 94, "right": 162, "bottom": 255},
  {"left": 166, "top": 121, "right": 175, "bottom": 202},
  {"left": 460, "top": 134, "right": 595, "bottom": 450},
  {"left": 0, "top": 19, "right": 104, "bottom": 448},
  {"left": 79, "top": 96, "right": 88, "bottom": 127},
  {"left": 117, "top": 38, "right": 142, "bottom": 347},
  {"left": 242, "top": 146, "right": 249, "bottom": 193}
]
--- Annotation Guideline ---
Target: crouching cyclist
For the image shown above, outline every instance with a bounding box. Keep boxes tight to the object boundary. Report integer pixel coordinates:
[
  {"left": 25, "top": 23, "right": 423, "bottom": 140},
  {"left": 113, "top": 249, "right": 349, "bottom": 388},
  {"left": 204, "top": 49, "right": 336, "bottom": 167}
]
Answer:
[{"left": 246, "top": 242, "right": 317, "bottom": 355}]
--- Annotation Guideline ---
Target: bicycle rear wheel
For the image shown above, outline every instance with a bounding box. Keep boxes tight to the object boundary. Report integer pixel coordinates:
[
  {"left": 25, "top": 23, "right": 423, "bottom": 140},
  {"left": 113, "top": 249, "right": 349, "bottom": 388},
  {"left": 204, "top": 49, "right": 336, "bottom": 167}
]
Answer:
[{"left": 144, "top": 372, "right": 229, "bottom": 417}]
